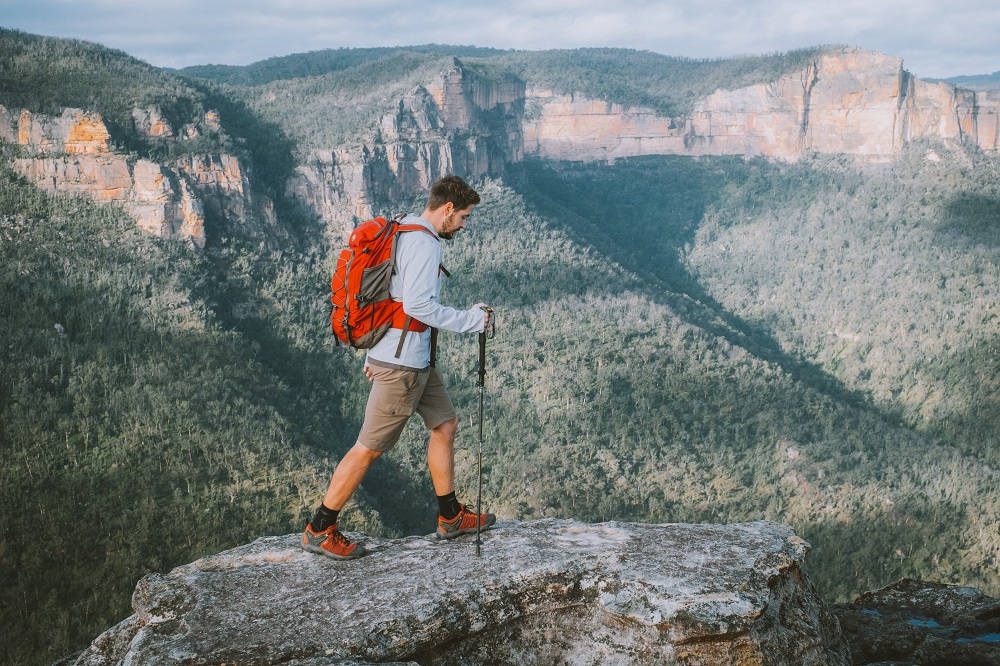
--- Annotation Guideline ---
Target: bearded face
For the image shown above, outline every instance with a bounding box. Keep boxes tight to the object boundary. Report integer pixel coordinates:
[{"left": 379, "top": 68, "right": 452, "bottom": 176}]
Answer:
[
  {"left": 439, "top": 211, "right": 457, "bottom": 240},
  {"left": 439, "top": 206, "right": 473, "bottom": 240}
]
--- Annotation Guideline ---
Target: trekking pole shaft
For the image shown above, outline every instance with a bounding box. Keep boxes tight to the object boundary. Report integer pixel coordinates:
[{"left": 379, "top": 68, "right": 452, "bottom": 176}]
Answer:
[
  {"left": 476, "top": 331, "right": 486, "bottom": 557},
  {"left": 478, "top": 333, "right": 487, "bottom": 387}
]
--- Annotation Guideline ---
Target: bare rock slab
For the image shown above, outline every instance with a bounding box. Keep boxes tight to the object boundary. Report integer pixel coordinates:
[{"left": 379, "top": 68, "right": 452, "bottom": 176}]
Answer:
[
  {"left": 835, "top": 578, "right": 1000, "bottom": 665},
  {"left": 69, "top": 519, "right": 849, "bottom": 665}
]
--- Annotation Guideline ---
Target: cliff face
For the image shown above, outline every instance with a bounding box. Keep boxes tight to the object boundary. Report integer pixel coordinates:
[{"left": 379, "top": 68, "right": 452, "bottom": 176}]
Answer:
[
  {"left": 0, "top": 105, "right": 271, "bottom": 248},
  {"left": 288, "top": 62, "right": 525, "bottom": 241},
  {"left": 523, "top": 49, "right": 1000, "bottom": 163},
  {"left": 5, "top": 47, "right": 999, "bottom": 246},
  {"left": 296, "top": 48, "right": 1000, "bottom": 240},
  {"left": 65, "top": 519, "right": 851, "bottom": 666}
]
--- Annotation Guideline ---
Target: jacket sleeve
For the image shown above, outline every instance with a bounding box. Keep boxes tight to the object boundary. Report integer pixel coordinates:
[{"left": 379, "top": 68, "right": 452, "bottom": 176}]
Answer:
[{"left": 397, "top": 233, "right": 485, "bottom": 334}]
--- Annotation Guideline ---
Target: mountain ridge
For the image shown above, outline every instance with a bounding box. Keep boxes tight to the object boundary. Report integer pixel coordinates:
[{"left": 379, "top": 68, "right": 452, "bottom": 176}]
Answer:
[{"left": 8, "top": 36, "right": 993, "bottom": 249}]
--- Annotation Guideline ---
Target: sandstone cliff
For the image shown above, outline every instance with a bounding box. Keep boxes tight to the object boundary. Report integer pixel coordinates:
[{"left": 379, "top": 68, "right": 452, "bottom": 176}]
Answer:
[
  {"left": 0, "top": 105, "right": 272, "bottom": 248},
  {"left": 522, "top": 48, "right": 1000, "bottom": 163},
  {"left": 293, "top": 48, "right": 1000, "bottom": 241},
  {"left": 5, "top": 47, "right": 999, "bottom": 246},
  {"left": 287, "top": 61, "right": 524, "bottom": 242},
  {"left": 63, "top": 519, "right": 850, "bottom": 665}
]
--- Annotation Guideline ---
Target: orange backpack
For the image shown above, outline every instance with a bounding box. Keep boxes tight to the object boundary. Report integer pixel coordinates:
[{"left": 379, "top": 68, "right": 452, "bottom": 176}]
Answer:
[{"left": 330, "top": 215, "right": 437, "bottom": 353}]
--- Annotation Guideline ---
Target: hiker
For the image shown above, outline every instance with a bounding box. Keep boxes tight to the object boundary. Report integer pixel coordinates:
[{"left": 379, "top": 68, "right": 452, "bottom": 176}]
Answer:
[{"left": 302, "top": 175, "right": 496, "bottom": 560}]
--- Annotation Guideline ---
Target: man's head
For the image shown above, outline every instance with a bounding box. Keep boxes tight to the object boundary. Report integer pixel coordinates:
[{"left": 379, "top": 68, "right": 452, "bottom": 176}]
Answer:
[{"left": 424, "top": 175, "right": 481, "bottom": 240}]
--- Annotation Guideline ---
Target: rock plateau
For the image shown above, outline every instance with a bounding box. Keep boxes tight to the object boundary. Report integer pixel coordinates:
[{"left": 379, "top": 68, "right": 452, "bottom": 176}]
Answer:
[{"left": 63, "top": 519, "right": 850, "bottom": 665}]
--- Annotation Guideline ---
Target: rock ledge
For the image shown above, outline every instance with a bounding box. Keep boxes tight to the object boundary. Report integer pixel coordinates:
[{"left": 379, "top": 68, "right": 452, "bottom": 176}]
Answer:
[{"left": 68, "top": 519, "right": 849, "bottom": 665}]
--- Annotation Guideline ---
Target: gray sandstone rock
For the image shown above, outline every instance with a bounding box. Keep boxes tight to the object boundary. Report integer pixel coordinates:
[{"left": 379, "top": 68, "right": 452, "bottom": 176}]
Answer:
[
  {"left": 835, "top": 578, "right": 1000, "bottom": 665},
  {"left": 66, "top": 519, "right": 849, "bottom": 665}
]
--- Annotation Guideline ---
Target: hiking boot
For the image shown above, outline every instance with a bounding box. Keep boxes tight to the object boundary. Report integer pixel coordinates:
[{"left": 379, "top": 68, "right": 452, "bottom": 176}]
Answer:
[
  {"left": 436, "top": 504, "right": 496, "bottom": 540},
  {"left": 301, "top": 522, "right": 366, "bottom": 560}
]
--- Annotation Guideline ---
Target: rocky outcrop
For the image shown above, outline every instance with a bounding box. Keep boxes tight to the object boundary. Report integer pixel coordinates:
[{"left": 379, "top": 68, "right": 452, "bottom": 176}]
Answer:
[
  {"left": 132, "top": 106, "right": 174, "bottom": 138},
  {"left": 835, "top": 578, "right": 1000, "bottom": 665},
  {"left": 8, "top": 48, "right": 999, "bottom": 245},
  {"left": 175, "top": 152, "right": 275, "bottom": 232},
  {"left": 299, "top": 48, "right": 1000, "bottom": 240},
  {"left": 288, "top": 62, "right": 524, "bottom": 240},
  {"left": 12, "top": 107, "right": 113, "bottom": 153},
  {"left": 0, "top": 106, "right": 270, "bottom": 248},
  {"left": 129, "top": 159, "right": 205, "bottom": 241},
  {"left": 523, "top": 49, "right": 1000, "bottom": 163},
  {"left": 64, "top": 519, "right": 850, "bottom": 665}
]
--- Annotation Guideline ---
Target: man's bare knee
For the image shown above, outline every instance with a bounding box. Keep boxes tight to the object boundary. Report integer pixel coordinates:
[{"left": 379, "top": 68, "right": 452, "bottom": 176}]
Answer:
[
  {"left": 355, "top": 441, "right": 385, "bottom": 458},
  {"left": 432, "top": 417, "right": 458, "bottom": 439}
]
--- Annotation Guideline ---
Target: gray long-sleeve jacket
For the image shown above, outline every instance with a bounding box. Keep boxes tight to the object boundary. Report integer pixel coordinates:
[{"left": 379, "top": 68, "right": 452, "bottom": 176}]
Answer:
[{"left": 365, "top": 214, "right": 485, "bottom": 370}]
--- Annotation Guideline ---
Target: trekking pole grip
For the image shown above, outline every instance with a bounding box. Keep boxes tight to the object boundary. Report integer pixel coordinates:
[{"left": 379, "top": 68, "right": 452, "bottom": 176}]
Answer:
[{"left": 477, "top": 306, "right": 491, "bottom": 387}]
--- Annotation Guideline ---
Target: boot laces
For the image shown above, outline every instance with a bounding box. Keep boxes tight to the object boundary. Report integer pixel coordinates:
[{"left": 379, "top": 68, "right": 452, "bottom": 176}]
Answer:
[
  {"left": 459, "top": 505, "right": 481, "bottom": 524},
  {"left": 329, "top": 529, "right": 352, "bottom": 547}
]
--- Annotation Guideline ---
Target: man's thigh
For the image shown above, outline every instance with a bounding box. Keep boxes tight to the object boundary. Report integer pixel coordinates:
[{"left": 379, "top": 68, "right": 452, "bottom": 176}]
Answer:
[
  {"left": 357, "top": 365, "right": 430, "bottom": 452},
  {"left": 416, "top": 367, "right": 456, "bottom": 431}
]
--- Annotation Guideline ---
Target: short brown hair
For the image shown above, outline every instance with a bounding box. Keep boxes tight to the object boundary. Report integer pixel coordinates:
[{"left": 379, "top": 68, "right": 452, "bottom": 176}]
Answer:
[{"left": 427, "top": 175, "right": 481, "bottom": 212}]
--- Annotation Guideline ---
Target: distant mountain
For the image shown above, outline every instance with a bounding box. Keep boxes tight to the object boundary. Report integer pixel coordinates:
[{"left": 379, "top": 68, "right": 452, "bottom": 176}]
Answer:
[
  {"left": 172, "top": 44, "right": 513, "bottom": 86},
  {"left": 175, "top": 42, "right": 837, "bottom": 117},
  {"left": 3, "top": 27, "right": 1000, "bottom": 666},
  {"left": 937, "top": 71, "right": 1000, "bottom": 91}
]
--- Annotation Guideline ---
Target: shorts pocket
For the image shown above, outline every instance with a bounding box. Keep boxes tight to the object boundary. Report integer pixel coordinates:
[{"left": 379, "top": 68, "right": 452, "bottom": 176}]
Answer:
[{"left": 383, "top": 370, "right": 420, "bottom": 417}]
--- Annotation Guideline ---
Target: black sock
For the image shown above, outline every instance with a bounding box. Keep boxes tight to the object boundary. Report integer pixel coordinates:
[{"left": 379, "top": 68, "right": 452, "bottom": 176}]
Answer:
[
  {"left": 311, "top": 504, "right": 340, "bottom": 531},
  {"left": 437, "top": 491, "right": 462, "bottom": 520}
]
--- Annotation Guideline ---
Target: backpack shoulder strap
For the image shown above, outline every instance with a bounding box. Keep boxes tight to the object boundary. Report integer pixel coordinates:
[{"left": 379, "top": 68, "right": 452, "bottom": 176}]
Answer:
[
  {"left": 387, "top": 215, "right": 439, "bottom": 272},
  {"left": 387, "top": 217, "right": 439, "bottom": 360},
  {"left": 395, "top": 224, "right": 438, "bottom": 239},
  {"left": 392, "top": 212, "right": 439, "bottom": 239}
]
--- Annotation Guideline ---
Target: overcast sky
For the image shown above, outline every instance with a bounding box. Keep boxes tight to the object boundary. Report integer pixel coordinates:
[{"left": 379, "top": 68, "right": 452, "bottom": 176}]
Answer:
[{"left": 2, "top": 0, "right": 998, "bottom": 79}]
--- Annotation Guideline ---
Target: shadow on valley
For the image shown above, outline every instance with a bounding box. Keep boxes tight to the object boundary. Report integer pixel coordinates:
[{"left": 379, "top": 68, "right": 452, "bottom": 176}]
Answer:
[
  {"left": 798, "top": 498, "right": 968, "bottom": 603},
  {"left": 939, "top": 192, "right": 1000, "bottom": 248},
  {"left": 186, "top": 83, "right": 322, "bottom": 250},
  {"left": 916, "top": 332, "right": 1000, "bottom": 463},
  {"left": 506, "top": 157, "right": 878, "bottom": 414}
]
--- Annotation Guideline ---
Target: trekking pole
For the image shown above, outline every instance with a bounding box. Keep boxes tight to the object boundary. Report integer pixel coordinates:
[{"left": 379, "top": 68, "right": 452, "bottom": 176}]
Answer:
[{"left": 475, "top": 306, "right": 494, "bottom": 557}]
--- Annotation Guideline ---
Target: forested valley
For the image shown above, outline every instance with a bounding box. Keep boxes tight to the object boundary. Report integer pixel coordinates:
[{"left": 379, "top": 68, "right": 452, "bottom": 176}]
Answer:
[{"left": 2, "top": 29, "right": 1000, "bottom": 665}]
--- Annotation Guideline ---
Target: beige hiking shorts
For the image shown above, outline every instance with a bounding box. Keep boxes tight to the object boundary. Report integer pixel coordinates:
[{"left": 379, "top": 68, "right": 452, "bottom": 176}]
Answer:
[{"left": 357, "top": 363, "right": 457, "bottom": 452}]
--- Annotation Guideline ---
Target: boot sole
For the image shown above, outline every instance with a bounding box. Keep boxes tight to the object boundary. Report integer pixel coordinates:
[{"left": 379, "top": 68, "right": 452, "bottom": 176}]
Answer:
[{"left": 301, "top": 540, "right": 367, "bottom": 560}]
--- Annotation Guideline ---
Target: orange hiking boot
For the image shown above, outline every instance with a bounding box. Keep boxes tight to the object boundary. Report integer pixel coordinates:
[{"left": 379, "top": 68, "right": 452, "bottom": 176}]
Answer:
[
  {"left": 301, "top": 522, "right": 366, "bottom": 560},
  {"left": 436, "top": 504, "right": 496, "bottom": 540}
]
